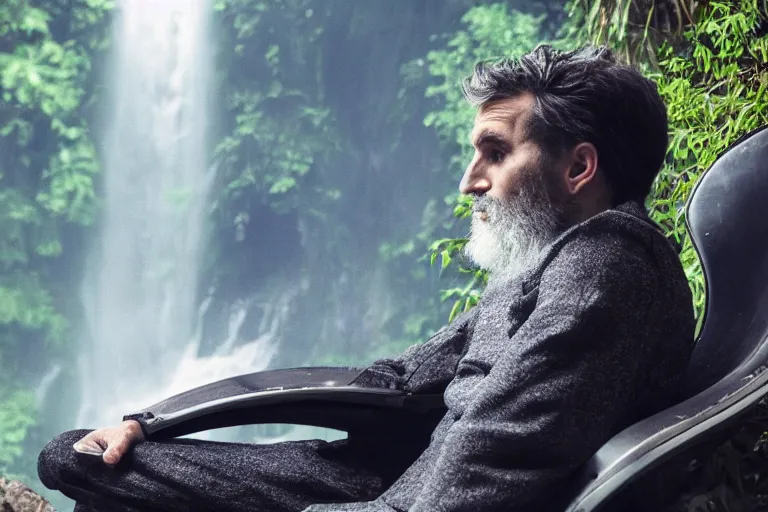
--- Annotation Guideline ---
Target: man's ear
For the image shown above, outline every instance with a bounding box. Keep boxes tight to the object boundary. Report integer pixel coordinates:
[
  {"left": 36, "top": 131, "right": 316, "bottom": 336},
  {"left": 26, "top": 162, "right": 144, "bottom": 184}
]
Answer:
[{"left": 565, "top": 142, "right": 599, "bottom": 195}]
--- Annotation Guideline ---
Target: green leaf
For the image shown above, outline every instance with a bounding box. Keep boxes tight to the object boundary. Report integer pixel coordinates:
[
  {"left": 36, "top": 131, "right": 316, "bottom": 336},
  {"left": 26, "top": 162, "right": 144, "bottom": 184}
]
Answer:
[
  {"left": 269, "top": 176, "right": 297, "bottom": 194},
  {"left": 440, "top": 250, "right": 452, "bottom": 270}
]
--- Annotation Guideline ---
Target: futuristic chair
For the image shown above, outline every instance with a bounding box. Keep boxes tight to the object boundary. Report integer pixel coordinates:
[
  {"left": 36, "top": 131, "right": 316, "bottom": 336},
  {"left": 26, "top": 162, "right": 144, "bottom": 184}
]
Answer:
[{"left": 125, "top": 125, "right": 768, "bottom": 511}]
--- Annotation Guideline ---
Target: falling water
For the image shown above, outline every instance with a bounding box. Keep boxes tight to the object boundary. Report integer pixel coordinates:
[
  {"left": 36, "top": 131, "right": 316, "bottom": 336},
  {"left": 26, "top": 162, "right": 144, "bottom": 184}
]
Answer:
[{"left": 76, "top": 0, "right": 278, "bottom": 429}]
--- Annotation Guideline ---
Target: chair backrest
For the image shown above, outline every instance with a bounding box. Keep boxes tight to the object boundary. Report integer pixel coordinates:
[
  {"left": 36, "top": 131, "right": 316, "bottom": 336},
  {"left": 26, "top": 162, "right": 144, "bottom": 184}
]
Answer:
[
  {"left": 684, "top": 124, "right": 768, "bottom": 396},
  {"left": 564, "top": 125, "right": 768, "bottom": 512}
]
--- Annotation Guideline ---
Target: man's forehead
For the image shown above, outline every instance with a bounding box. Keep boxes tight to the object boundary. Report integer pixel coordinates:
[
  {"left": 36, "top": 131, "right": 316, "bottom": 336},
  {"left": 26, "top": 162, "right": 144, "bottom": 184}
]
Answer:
[{"left": 470, "top": 94, "right": 534, "bottom": 143}]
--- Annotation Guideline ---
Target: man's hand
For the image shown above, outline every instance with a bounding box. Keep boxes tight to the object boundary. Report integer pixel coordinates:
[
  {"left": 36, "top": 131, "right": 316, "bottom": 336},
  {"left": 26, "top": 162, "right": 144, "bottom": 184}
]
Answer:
[{"left": 72, "top": 420, "right": 145, "bottom": 465}]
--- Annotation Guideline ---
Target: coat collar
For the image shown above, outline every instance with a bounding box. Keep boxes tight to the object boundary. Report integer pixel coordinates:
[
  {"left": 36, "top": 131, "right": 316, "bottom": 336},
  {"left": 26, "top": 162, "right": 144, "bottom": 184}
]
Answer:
[{"left": 516, "top": 200, "right": 661, "bottom": 294}]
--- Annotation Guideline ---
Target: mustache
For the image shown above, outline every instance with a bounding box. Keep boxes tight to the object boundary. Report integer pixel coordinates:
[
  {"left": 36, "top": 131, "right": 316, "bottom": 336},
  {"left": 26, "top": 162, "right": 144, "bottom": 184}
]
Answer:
[{"left": 471, "top": 194, "right": 498, "bottom": 213}]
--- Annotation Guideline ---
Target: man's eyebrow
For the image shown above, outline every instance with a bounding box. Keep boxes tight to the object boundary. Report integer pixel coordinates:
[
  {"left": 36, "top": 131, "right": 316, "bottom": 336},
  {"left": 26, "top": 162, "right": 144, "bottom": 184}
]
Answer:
[{"left": 470, "top": 129, "right": 511, "bottom": 148}]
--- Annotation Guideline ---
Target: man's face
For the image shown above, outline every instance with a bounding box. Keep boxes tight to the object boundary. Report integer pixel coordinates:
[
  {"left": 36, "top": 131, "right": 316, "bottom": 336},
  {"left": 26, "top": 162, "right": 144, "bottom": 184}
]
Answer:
[{"left": 460, "top": 93, "right": 569, "bottom": 281}]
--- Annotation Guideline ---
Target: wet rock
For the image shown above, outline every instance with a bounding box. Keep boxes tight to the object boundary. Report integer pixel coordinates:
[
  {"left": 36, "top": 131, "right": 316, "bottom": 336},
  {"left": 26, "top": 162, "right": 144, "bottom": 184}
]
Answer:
[{"left": 0, "top": 477, "right": 56, "bottom": 512}]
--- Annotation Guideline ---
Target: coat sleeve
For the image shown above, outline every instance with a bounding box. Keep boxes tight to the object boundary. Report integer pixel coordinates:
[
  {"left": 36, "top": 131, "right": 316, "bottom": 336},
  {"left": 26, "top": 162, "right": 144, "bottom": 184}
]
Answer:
[
  {"left": 408, "top": 232, "right": 660, "bottom": 511},
  {"left": 350, "top": 308, "right": 477, "bottom": 393},
  {"left": 303, "top": 502, "right": 397, "bottom": 512}
]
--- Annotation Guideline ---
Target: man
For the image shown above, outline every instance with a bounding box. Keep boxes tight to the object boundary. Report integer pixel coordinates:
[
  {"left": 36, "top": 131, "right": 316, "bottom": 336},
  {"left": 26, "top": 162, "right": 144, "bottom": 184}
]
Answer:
[{"left": 38, "top": 45, "right": 694, "bottom": 511}]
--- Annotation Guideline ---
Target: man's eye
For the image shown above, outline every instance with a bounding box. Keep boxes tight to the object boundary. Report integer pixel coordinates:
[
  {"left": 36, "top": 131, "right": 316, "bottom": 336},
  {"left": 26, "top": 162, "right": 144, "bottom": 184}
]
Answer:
[{"left": 488, "top": 149, "right": 505, "bottom": 163}]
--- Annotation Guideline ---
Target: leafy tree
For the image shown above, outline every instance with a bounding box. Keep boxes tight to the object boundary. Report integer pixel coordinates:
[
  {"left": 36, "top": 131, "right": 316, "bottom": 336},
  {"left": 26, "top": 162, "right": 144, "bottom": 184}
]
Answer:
[{"left": 0, "top": 0, "right": 112, "bottom": 478}]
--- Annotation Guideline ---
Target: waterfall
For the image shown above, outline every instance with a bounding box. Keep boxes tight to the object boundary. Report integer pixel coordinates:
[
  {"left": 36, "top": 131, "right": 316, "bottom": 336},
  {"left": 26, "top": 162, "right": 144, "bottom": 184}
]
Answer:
[{"left": 76, "top": 0, "right": 278, "bottom": 430}]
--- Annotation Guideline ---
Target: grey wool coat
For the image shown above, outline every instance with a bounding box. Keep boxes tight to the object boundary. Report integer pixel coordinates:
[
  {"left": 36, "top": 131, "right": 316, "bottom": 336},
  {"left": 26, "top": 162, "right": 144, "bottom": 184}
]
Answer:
[{"left": 306, "top": 201, "right": 695, "bottom": 512}]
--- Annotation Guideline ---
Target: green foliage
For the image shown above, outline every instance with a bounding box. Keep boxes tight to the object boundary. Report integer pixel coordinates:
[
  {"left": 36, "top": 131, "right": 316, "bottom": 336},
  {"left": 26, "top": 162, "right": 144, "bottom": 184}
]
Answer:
[
  {"left": 564, "top": 0, "right": 698, "bottom": 65},
  {"left": 0, "top": 273, "right": 68, "bottom": 344},
  {"left": 428, "top": 195, "right": 486, "bottom": 320},
  {"left": 0, "top": 1, "right": 108, "bottom": 226},
  {"left": 0, "top": 390, "right": 36, "bottom": 474},
  {"left": 630, "top": 0, "right": 766, "bottom": 326},
  {"left": 213, "top": 0, "right": 342, "bottom": 220},
  {"left": 0, "top": 0, "right": 112, "bottom": 475},
  {"left": 423, "top": 4, "right": 545, "bottom": 175}
]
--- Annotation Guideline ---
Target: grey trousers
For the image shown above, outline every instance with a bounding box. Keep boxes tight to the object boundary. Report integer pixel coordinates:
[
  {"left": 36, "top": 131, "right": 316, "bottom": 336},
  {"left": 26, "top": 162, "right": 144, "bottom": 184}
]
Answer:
[{"left": 38, "top": 429, "right": 415, "bottom": 512}]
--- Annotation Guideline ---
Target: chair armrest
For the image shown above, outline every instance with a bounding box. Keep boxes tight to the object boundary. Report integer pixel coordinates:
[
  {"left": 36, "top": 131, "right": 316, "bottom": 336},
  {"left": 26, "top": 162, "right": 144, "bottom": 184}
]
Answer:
[
  {"left": 564, "top": 360, "right": 768, "bottom": 512},
  {"left": 124, "top": 366, "right": 446, "bottom": 440}
]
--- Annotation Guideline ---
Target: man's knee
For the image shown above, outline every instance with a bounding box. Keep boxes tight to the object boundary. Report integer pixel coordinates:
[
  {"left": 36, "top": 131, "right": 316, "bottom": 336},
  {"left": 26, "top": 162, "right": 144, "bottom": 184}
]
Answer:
[{"left": 37, "top": 429, "right": 92, "bottom": 490}]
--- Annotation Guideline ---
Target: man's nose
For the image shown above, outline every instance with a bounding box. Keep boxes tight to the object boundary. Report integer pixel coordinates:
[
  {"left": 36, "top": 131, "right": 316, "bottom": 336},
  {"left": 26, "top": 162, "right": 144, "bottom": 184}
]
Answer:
[{"left": 459, "top": 162, "right": 491, "bottom": 195}]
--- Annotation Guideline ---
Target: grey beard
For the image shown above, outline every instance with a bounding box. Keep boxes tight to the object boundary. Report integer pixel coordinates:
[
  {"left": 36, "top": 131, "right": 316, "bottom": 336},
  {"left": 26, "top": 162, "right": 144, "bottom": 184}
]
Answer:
[{"left": 464, "top": 176, "right": 567, "bottom": 285}]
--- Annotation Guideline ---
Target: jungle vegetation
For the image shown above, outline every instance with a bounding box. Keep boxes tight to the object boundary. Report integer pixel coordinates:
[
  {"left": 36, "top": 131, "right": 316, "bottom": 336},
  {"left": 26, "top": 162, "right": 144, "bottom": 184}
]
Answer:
[{"left": 0, "top": 0, "right": 766, "bottom": 510}]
